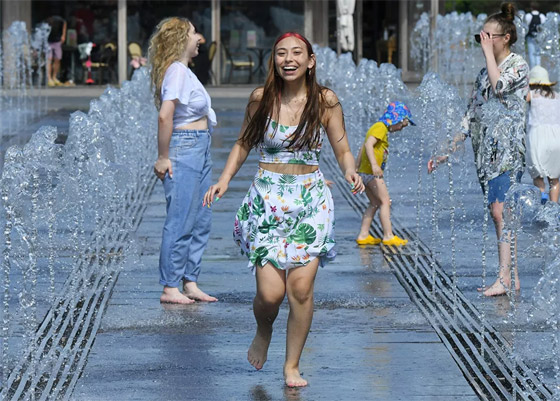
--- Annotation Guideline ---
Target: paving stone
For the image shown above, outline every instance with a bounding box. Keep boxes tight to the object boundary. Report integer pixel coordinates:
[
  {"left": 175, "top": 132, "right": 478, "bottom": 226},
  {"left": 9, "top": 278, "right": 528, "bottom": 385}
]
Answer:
[{"left": 73, "top": 94, "right": 478, "bottom": 400}]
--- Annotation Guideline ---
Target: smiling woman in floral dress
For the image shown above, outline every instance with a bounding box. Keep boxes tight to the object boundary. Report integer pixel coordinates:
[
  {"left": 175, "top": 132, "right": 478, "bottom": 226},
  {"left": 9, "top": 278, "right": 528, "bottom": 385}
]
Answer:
[{"left": 203, "top": 32, "right": 363, "bottom": 387}]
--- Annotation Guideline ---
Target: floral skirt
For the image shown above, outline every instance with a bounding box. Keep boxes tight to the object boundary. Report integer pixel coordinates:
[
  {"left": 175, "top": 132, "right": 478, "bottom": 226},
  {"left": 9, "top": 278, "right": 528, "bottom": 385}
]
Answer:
[{"left": 234, "top": 167, "right": 336, "bottom": 272}]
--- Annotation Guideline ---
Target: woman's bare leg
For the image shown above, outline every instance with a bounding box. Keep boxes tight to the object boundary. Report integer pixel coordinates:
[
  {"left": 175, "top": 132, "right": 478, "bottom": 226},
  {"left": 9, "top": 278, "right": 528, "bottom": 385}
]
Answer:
[
  {"left": 248, "top": 263, "right": 286, "bottom": 370},
  {"left": 284, "top": 259, "right": 319, "bottom": 387},
  {"left": 533, "top": 176, "right": 545, "bottom": 193},
  {"left": 482, "top": 201, "right": 520, "bottom": 296},
  {"left": 548, "top": 178, "right": 559, "bottom": 203}
]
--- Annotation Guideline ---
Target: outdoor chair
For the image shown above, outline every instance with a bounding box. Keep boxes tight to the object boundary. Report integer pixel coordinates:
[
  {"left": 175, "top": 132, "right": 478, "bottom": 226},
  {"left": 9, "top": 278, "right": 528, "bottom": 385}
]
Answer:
[
  {"left": 376, "top": 35, "right": 397, "bottom": 65},
  {"left": 222, "top": 45, "right": 254, "bottom": 84},
  {"left": 128, "top": 41, "right": 147, "bottom": 79},
  {"left": 81, "top": 42, "right": 116, "bottom": 85}
]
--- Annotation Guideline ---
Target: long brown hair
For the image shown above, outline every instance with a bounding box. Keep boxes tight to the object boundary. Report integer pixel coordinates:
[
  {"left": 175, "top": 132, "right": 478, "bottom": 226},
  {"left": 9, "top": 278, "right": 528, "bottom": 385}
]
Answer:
[
  {"left": 148, "top": 17, "right": 192, "bottom": 110},
  {"left": 485, "top": 2, "right": 518, "bottom": 46},
  {"left": 239, "top": 32, "right": 342, "bottom": 150},
  {"left": 530, "top": 83, "right": 557, "bottom": 98}
]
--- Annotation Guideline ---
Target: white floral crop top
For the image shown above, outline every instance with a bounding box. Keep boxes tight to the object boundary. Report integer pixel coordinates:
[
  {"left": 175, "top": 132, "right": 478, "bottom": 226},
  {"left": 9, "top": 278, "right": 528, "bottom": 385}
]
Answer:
[{"left": 257, "top": 119, "right": 325, "bottom": 165}]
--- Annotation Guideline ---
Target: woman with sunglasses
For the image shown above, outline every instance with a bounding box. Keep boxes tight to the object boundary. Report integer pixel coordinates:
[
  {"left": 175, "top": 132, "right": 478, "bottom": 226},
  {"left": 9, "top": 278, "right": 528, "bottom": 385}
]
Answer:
[{"left": 428, "top": 2, "right": 529, "bottom": 296}]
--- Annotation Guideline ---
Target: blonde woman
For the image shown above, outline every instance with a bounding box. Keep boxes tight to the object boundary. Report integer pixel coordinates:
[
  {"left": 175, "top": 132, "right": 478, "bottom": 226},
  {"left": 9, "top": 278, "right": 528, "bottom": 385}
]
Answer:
[{"left": 149, "top": 17, "right": 217, "bottom": 304}]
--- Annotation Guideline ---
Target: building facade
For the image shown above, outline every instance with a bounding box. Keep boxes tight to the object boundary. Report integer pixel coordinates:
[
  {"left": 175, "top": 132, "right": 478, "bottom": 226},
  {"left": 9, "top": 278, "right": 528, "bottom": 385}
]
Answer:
[{"left": 0, "top": 0, "right": 445, "bottom": 85}]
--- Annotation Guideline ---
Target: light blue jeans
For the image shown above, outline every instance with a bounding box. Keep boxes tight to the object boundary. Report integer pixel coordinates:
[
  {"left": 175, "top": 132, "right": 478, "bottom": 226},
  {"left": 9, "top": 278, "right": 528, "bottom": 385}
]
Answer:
[
  {"left": 526, "top": 36, "right": 540, "bottom": 68},
  {"left": 159, "top": 129, "right": 212, "bottom": 287}
]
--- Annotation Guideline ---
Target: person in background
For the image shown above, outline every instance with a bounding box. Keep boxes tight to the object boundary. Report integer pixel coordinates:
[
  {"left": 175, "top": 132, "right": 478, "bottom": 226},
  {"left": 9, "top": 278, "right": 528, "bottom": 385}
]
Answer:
[
  {"left": 524, "top": 2, "right": 546, "bottom": 68},
  {"left": 355, "top": 101, "right": 414, "bottom": 247},
  {"left": 525, "top": 66, "right": 560, "bottom": 204},
  {"left": 46, "top": 15, "right": 67, "bottom": 87},
  {"left": 428, "top": 3, "right": 529, "bottom": 297},
  {"left": 149, "top": 17, "right": 218, "bottom": 304}
]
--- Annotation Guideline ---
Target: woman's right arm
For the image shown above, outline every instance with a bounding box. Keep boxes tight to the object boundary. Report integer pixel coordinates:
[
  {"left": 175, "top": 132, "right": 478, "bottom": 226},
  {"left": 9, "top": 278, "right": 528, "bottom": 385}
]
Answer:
[
  {"left": 428, "top": 78, "right": 478, "bottom": 174},
  {"left": 427, "top": 132, "right": 467, "bottom": 173},
  {"left": 154, "top": 100, "right": 176, "bottom": 180},
  {"left": 203, "top": 90, "right": 261, "bottom": 207}
]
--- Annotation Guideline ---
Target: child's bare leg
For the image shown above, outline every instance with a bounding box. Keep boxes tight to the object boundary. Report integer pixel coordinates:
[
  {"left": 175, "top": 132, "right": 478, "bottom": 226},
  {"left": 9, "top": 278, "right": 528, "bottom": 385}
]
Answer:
[
  {"left": 357, "top": 185, "right": 379, "bottom": 240},
  {"left": 248, "top": 263, "right": 286, "bottom": 370},
  {"left": 357, "top": 205, "right": 375, "bottom": 240},
  {"left": 284, "top": 259, "right": 319, "bottom": 387},
  {"left": 369, "top": 178, "right": 393, "bottom": 240},
  {"left": 548, "top": 178, "right": 559, "bottom": 203}
]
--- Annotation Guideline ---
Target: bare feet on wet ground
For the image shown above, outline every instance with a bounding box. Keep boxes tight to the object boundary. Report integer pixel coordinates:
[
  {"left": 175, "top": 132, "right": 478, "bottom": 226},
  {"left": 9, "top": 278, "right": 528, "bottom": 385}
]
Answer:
[
  {"left": 247, "top": 327, "right": 272, "bottom": 370},
  {"left": 284, "top": 366, "right": 308, "bottom": 387},
  {"left": 183, "top": 280, "right": 218, "bottom": 302},
  {"left": 160, "top": 286, "right": 195, "bottom": 304},
  {"left": 478, "top": 277, "right": 520, "bottom": 297}
]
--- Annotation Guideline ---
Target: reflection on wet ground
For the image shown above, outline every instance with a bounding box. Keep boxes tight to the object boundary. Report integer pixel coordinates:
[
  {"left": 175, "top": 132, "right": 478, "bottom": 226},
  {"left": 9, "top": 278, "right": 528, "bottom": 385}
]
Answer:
[{"left": 71, "top": 102, "right": 479, "bottom": 400}]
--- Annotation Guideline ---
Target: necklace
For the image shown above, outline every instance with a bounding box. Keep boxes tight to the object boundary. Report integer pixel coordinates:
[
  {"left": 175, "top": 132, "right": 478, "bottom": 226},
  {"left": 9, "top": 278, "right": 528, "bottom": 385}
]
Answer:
[{"left": 281, "top": 96, "right": 307, "bottom": 125}]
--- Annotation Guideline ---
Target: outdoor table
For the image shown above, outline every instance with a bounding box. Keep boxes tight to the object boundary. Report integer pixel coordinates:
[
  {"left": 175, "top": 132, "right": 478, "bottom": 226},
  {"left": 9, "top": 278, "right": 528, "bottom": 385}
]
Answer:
[{"left": 248, "top": 47, "right": 271, "bottom": 81}]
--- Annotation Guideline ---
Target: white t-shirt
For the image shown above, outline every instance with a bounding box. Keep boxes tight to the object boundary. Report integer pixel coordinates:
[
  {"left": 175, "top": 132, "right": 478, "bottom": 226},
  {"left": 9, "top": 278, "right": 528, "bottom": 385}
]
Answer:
[
  {"left": 524, "top": 11, "right": 546, "bottom": 28},
  {"left": 161, "top": 61, "right": 217, "bottom": 130}
]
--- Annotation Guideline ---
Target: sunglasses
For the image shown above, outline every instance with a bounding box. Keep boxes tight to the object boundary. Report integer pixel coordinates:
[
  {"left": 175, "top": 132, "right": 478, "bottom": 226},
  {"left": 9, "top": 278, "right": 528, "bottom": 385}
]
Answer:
[{"left": 474, "top": 33, "right": 507, "bottom": 43}]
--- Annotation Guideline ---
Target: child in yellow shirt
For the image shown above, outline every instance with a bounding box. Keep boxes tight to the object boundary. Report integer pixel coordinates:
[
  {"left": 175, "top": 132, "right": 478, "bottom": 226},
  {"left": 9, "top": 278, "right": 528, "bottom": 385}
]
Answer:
[{"left": 355, "top": 101, "right": 415, "bottom": 246}]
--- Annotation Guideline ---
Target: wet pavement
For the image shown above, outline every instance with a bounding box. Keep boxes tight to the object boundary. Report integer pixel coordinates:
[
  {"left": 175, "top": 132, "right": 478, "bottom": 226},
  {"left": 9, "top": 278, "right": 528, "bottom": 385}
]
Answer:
[
  {"left": 4, "top": 84, "right": 555, "bottom": 399},
  {"left": 386, "top": 126, "right": 559, "bottom": 395},
  {"left": 66, "top": 91, "right": 479, "bottom": 400}
]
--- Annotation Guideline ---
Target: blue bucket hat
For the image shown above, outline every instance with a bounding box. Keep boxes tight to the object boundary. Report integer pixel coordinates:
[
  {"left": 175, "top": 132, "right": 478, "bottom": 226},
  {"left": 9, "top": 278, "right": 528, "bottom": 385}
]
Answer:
[{"left": 378, "top": 101, "right": 416, "bottom": 127}]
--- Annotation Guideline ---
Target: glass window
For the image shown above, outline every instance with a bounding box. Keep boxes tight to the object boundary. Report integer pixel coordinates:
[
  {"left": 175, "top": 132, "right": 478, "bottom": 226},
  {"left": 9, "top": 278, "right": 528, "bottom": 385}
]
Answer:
[{"left": 220, "top": 0, "right": 304, "bottom": 83}]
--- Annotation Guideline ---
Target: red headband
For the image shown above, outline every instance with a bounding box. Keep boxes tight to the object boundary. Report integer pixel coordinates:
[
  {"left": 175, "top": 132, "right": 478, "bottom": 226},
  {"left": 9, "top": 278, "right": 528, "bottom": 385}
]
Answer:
[{"left": 274, "top": 32, "right": 313, "bottom": 54}]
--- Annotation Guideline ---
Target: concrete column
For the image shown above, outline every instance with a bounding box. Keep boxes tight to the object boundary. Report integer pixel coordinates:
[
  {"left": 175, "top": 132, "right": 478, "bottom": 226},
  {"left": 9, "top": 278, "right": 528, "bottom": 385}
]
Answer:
[
  {"left": 399, "top": 0, "right": 409, "bottom": 76},
  {"left": 118, "top": 0, "right": 127, "bottom": 84},
  {"left": 304, "top": 1, "right": 313, "bottom": 42},
  {"left": 336, "top": 0, "right": 341, "bottom": 56},
  {"left": 319, "top": 0, "right": 329, "bottom": 47},
  {"left": 305, "top": 0, "right": 328, "bottom": 47},
  {"left": 211, "top": 0, "right": 221, "bottom": 85},
  {"left": 430, "top": 0, "right": 438, "bottom": 72},
  {"left": 355, "top": 0, "right": 362, "bottom": 62},
  {"left": 1, "top": 0, "right": 32, "bottom": 32}
]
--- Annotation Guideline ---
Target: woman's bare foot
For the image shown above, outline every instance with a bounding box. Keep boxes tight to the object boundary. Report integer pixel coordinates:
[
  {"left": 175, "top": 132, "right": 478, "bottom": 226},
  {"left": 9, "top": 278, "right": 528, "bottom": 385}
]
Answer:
[
  {"left": 477, "top": 276, "right": 521, "bottom": 296},
  {"left": 183, "top": 281, "right": 218, "bottom": 302},
  {"left": 481, "top": 280, "right": 508, "bottom": 297},
  {"left": 247, "top": 328, "right": 272, "bottom": 370},
  {"left": 477, "top": 277, "right": 520, "bottom": 297},
  {"left": 284, "top": 367, "right": 307, "bottom": 387},
  {"left": 160, "top": 286, "right": 195, "bottom": 304}
]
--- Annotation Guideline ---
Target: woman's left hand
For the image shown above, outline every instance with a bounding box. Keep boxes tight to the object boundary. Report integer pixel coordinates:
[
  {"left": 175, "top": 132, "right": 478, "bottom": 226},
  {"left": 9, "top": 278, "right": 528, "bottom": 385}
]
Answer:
[
  {"left": 345, "top": 171, "right": 364, "bottom": 195},
  {"left": 479, "top": 30, "right": 494, "bottom": 57}
]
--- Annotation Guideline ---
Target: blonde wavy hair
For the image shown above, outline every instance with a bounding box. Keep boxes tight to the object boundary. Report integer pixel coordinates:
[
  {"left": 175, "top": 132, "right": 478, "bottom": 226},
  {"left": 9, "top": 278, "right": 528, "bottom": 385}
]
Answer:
[{"left": 148, "top": 17, "right": 192, "bottom": 110}]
